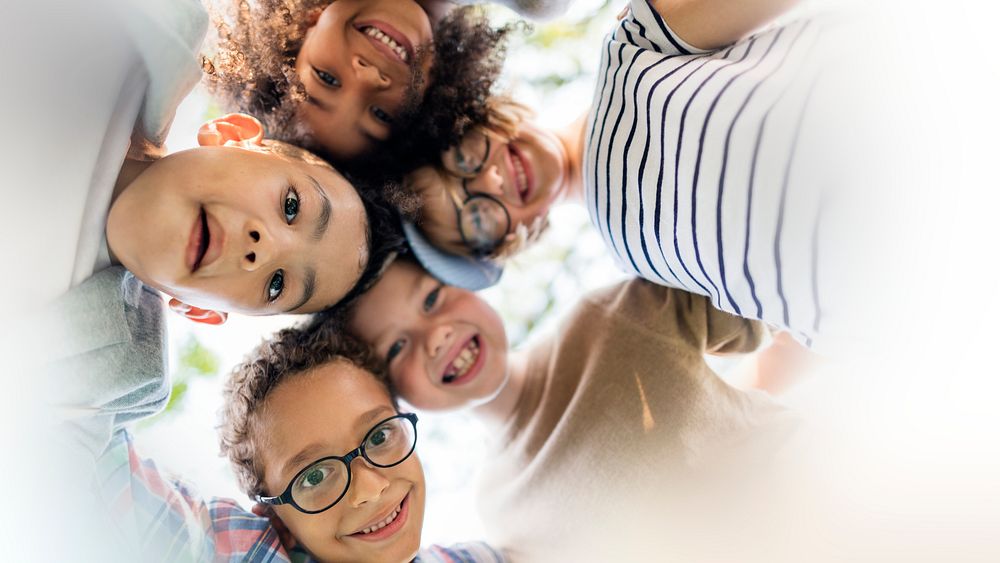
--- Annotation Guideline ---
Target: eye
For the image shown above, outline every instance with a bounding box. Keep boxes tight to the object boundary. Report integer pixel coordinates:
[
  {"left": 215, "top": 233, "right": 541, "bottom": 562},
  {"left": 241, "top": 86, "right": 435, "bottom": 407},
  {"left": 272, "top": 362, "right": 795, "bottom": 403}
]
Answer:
[
  {"left": 283, "top": 187, "right": 300, "bottom": 224},
  {"left": 386, "top": 339, "right": 405, "bottom": 364},
  {"left": 314, "top": 67, "right": 340, "bottom": 87},
  {"left": 301, "top": 466, "right": 330, "bottom": 489},
  {"left": 371, "top": 106, "right": 393, "bottom": 125},
  {"left": 267, "top": 270, "right": 285, "bottom": 302},
  {"left": 366, "top": 425, "right": 394, "bottom": 449},
  {"left": 423, "top": 285, "right": 443, "bottom": 313}
]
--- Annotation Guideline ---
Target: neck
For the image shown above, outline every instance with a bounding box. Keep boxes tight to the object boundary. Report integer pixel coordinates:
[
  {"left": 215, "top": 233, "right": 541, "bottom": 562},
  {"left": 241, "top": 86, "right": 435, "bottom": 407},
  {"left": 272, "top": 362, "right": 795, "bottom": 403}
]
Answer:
[
  {"left": 553, "top": 112, "right": 588, "bottom": 203},
  {"left": 471, "top": 350, "right": 530, "bottom": 430}
]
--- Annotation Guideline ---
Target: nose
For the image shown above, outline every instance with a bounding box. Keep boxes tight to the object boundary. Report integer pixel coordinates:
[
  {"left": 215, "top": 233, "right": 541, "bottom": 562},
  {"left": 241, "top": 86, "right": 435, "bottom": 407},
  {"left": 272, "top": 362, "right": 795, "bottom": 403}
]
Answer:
[
  {"left": 425, "top": 323, "right": 455, "bottom": 359},
  {"left": 467, "top": 164, "right": 506, "bottom": 199},
  {"left": 352, "top": 56, "right": 391, "bottom": 89},
  {"left": 240, "top": 222, "right": 276, "bottom": 272},
  {"left": 347, "top": 457, "right": 390, "bottom": 508}
]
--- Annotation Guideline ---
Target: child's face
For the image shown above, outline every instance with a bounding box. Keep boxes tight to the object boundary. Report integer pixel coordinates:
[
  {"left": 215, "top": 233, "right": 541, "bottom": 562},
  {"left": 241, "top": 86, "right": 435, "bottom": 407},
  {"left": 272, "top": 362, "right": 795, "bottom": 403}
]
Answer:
[
  {"left": 106, "top": 146, "right": 368, "bottom": 315},
  {"left": 348, "top": 260, "right": 509, "bottom": 411},
  {"left": 296, "top": 0, "right": 435, "bottom": 160},
  {"left": 413, "top": 120, "right": 567, "bottom": 256},
  {"left": 258, "top": 361, "right": 426, "bottom": 563}
]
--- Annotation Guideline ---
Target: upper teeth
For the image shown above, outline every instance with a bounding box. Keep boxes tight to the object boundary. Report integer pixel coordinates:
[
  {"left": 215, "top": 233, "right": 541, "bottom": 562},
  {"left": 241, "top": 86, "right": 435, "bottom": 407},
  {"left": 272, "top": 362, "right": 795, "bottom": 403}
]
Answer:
[
  {"left": 511, "top": 152, "right": 527, "bottom": 198},
  {"left": 360, "top": 503, "right": 402, "bottom": 535},
  {"left": 444, "top": 338, "right": 480, "bottom": 383},
  {"left": 363, "top": 26, "right": 408, "bottom": 62}
]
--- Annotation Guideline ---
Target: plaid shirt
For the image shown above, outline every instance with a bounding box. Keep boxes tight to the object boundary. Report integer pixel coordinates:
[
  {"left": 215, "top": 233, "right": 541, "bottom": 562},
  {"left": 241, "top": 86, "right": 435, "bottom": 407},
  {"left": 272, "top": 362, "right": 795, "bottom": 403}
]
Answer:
[{"left": 95, "top": 430, "right": 504, "bottom": 563}]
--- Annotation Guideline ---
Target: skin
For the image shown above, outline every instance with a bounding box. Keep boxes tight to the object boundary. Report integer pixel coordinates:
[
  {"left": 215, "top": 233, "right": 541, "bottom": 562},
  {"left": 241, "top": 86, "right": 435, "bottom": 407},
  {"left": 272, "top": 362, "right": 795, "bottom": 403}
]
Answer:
[
  {"left": 413, "top": 114, "right": 587, "bottom": 257},
  {"left": 295, "top": 0, "right": 435, "bottom": 160},
  {"left": 649, "top": 0, "right": 801, "bottom": 50},
  {"left": 106, "top": 145, "right": 368, "bottom": 315},
  {"left": 258, "top": 361, "right": 426, "bottom": 563},
  {"left": 348, "top": 260, "right": 513, "bottom": 412}
]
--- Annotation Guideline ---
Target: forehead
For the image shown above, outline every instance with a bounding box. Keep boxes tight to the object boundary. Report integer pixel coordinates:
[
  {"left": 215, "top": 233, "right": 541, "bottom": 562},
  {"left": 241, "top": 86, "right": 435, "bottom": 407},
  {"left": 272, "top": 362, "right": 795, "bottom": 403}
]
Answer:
[{"left": 259, "top": 363, "right": 393, "bottom": 465}]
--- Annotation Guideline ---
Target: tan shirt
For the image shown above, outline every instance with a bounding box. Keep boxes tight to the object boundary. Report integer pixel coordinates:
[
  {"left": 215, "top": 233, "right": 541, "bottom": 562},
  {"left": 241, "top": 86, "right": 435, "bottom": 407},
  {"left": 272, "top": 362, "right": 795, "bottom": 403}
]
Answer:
[{"left": 477, "top": 280, "right": 798, "bottom": 562}]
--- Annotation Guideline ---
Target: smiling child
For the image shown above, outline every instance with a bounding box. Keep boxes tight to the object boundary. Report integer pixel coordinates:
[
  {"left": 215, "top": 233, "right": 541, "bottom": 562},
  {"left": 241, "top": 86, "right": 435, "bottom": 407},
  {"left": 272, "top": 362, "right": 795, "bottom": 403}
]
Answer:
[
  {"left": 338, "top": 256, "right": 799, "bottom": 559},
  {"left": 202, "top": 0, "right": 516, "bottom": 170}
]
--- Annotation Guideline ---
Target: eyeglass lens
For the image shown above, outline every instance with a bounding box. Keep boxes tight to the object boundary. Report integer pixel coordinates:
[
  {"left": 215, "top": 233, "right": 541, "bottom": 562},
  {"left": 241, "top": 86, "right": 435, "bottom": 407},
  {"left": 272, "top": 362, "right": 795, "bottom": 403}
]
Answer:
[
  {"left": 445, "top": 130, "right": 490, "bottom": 177},
  {"left": 459, "top": 196, "right": 510, "bottom": 253},
  {"left": 290, "top": 415, "right": 417, "bottom": 512}
]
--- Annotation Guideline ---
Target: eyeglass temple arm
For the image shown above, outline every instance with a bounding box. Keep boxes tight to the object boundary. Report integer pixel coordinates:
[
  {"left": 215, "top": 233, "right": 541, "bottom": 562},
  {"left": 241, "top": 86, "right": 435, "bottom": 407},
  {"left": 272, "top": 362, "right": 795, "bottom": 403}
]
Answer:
[{"left": 254, "top": 493, "right": 287, "bottom": 506}]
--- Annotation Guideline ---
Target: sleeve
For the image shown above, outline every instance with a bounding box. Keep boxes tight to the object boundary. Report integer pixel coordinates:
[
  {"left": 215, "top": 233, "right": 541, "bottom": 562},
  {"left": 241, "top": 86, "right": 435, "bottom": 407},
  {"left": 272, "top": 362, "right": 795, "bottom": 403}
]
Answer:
[
  {"left": 42, "top": 267, "right": 170, "bottom": 459},
  {"left": 589, "top": 279, "right": 766, "bottom": 355},
  {"left": 618, "top": 0, "right": 711, "bottom": 56},
  {"left": 94, "top": 429, "right": 292, "bottom": 563},
  {"left": 415, "top": 542, "right": 506, "bottom": 562}
]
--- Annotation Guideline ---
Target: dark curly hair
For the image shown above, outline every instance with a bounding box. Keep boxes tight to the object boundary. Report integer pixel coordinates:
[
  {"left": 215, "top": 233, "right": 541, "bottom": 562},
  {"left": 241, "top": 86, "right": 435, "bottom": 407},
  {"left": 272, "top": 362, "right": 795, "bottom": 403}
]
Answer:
[
  {"left": 220, "top": 320, "right": 389, "bottom": 498},
  {"left": 202, "top": 1, "right": 512, "bottom": 178}
]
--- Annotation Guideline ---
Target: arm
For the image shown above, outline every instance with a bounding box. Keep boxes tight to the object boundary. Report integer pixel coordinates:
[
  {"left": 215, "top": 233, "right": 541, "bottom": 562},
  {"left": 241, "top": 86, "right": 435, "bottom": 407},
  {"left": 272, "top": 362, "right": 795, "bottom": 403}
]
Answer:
[
  {"left": 737, "top": 330, "right": 818, "bottom": 394},
  {"left": 648, "top": 0, "right": 801, "bottom": 50}
]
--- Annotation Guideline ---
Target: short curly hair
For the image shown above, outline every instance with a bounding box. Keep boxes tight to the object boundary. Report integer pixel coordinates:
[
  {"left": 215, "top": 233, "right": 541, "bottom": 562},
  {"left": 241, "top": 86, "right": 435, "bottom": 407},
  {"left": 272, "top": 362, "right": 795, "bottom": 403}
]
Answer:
[
  {"left": 219, "top": 321, "right": 389, "bottom": 498},
  {"left": 202, "top": 1, "right": 513, "bottom": 173}
]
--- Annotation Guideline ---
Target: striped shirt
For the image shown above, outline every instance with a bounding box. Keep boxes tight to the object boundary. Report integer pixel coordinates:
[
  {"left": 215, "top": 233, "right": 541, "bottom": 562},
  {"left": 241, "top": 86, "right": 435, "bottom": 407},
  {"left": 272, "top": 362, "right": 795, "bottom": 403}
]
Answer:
[
  {"left": 585, "top": 0, "right": 837, "bottom": 346},
  {"left": 95, "top": 430, "right": 505, "bottom": 563}
]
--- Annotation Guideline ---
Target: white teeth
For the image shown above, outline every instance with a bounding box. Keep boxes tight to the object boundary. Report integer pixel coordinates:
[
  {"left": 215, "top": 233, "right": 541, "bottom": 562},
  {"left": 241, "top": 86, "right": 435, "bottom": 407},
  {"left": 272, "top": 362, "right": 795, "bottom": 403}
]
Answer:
[
  {"left": 445, "top": 339, "right": 480, "bottom": 382},
  {"left": 361, "top": 505, "right": 401, "bottom": 535},
  {"left": 363, "top": 26, "right": 408, "bottom": 62},
  {"left": 511, "top": 153, "right": 527, "bottom": 197}
]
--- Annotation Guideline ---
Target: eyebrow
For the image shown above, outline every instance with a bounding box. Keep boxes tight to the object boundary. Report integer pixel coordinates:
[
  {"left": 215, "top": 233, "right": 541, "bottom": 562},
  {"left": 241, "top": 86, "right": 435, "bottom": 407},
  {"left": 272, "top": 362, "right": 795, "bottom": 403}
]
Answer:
[
  {"left": 307, "top": 175, "right": 332, "bottom": 241},
  {"left": 279, "top": 405, "right": 396, "bottom": 478},
  {"left": 284, "top": 267, "right": 316, "bottom": 314}
]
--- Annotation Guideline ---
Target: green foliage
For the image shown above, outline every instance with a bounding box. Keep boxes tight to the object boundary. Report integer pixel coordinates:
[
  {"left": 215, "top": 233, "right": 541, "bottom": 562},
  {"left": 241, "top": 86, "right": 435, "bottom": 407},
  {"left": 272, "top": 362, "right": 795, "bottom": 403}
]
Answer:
[{"left": 140, "top": 335, "right": 220, "bottom": 427}]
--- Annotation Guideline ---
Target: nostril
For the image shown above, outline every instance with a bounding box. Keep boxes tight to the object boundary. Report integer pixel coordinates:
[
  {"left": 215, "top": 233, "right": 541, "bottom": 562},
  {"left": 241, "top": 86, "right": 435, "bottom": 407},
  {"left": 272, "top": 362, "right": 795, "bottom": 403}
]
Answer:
[
  {"left": 250, "top": 230, "right": 260, "bottom": 242},
  {"left": 246, "top": 252, "right": 256, "bottom": 264}
]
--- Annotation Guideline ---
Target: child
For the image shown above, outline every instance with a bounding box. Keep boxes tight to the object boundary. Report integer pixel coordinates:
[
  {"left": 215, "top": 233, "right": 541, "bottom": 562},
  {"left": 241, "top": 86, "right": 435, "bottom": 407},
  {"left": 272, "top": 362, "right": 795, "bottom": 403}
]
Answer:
[
  {"left": 400, "top": 1, "right": 880, "bottom": 351},
  {"left": 105, "top": 112, "right": 402, "bottom": 322},
  {"left": 202, "top": 0, "right": 517, "bottom": 170},
  {"left": 83, "top": 324, "right": 504, "bottom": 562},
  {"left": 338, "top": 255, "right": 801, "bottom": 561}
]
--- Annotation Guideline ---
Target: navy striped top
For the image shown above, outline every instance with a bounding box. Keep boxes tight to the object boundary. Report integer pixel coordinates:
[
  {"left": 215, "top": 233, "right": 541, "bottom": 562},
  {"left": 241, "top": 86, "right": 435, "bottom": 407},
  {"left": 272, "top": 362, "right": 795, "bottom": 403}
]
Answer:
[{"left": 584, "top": 0, "right": 833, "bottom": 347}]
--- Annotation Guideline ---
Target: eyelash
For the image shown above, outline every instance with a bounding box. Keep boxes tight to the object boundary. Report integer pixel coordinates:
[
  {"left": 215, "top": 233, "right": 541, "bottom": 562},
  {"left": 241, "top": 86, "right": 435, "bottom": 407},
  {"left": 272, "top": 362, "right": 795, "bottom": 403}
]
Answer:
[
  {"left": 314, "top": 67, "right": 340, "bottom": 87},
  {"left": 385, "top": 286, "right": 444, "bottom": 364},
  {"left": 284, "top": 187, "right": 300, "bottom": 224},
  {"left": 371, "top": 106, "right": 393, "bottom": 124},
  {"left": 267, "top": 270, "right": 284, "bottom": 302}
]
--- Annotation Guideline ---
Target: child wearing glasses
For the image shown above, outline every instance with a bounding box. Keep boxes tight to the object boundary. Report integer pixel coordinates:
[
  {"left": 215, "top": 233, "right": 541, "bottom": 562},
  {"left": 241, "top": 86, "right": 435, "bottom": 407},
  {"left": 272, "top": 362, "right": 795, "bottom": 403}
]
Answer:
[
  {"left": 397, "top": 0, "right": 901, "bottom": 351},
  {"left": 85, "top": 324, "right": 503, "bottom": 562},
  {"left": 337, "top": 255, "right": 803, "bottom": 561}
]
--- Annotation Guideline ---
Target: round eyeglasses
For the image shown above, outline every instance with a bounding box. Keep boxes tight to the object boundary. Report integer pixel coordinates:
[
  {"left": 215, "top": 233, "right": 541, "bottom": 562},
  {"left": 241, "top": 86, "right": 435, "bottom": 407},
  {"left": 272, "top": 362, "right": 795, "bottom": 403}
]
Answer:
[
  {"left": 441, "top": 130, "right": 512, "bottom": 256},
  {"left": 255, "top": 413, "right": 418, "bottom": 515}
]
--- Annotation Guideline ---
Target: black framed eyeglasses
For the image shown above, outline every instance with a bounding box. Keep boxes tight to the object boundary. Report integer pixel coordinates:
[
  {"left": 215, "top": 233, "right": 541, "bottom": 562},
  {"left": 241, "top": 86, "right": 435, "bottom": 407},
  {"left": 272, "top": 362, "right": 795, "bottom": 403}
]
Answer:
[
  {"left": 441, "top": 130, "right": 512, "bottom": 256},
  {"left": 255, "top": 413, "right": 418, "bottom": 515}
]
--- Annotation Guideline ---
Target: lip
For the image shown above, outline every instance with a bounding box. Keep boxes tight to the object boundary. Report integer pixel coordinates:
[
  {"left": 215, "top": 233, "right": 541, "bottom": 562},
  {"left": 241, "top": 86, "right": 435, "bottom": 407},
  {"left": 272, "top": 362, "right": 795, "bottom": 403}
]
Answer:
[
  {"left": 355, "top": 20, "right": 415, "bottom": 67},
  {"left": 347, "top": 491, "right": 411, "bottom": 542},
  {"left": 440, "top": 335, "right": 485, "bottom": 386},
  {"left": 507, "top": 144, "right": 535, "bottom": 205},
  {"left": 187, "top": 208, "right": 224, "bottom": 273}
]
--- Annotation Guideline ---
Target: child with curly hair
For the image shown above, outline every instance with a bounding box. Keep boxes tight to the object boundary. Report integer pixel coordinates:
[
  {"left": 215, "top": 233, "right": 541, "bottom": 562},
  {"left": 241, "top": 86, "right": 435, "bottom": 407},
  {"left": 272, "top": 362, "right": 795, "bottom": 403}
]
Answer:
[{"left": 202, "top": 0, "right": 559, "bottom": 170}]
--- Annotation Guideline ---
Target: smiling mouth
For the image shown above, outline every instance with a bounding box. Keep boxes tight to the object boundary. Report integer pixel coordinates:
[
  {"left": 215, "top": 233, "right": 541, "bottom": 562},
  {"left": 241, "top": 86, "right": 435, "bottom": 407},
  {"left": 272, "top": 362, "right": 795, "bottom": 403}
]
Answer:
[
  {"left": 357, "top": 23, "right": 413, "bottom": 65},
  {"left": 443, "top": 336, "right": 482, "bottom": 385},
  {"left": 507, "top": 144, "right": 534, "bottom": 205},
  {"left": 188, "top": 208, "right": 210, "bottom": 273},
  {"left": 348, "top": 492, "right": 410, "bottom": 541}
]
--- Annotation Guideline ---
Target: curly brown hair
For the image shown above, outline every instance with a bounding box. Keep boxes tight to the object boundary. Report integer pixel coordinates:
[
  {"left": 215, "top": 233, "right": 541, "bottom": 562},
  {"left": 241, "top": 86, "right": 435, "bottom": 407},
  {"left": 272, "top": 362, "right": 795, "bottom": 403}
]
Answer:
[
  {"left": 219, "top": 320, "right": 390, "bottom": 498},
  {"left": 202, "top": 1, "right": 513, "bottom": 178}
]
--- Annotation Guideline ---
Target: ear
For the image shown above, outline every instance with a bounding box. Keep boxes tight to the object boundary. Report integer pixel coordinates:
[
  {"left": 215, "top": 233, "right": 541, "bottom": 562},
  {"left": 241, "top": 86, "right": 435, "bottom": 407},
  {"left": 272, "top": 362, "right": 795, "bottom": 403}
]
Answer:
[
  {"left": 168, "top": 298, "right": 228, "bottom": 325},
  {"left": 197, "top": 113, "right": 265, "bottom": 149}
]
